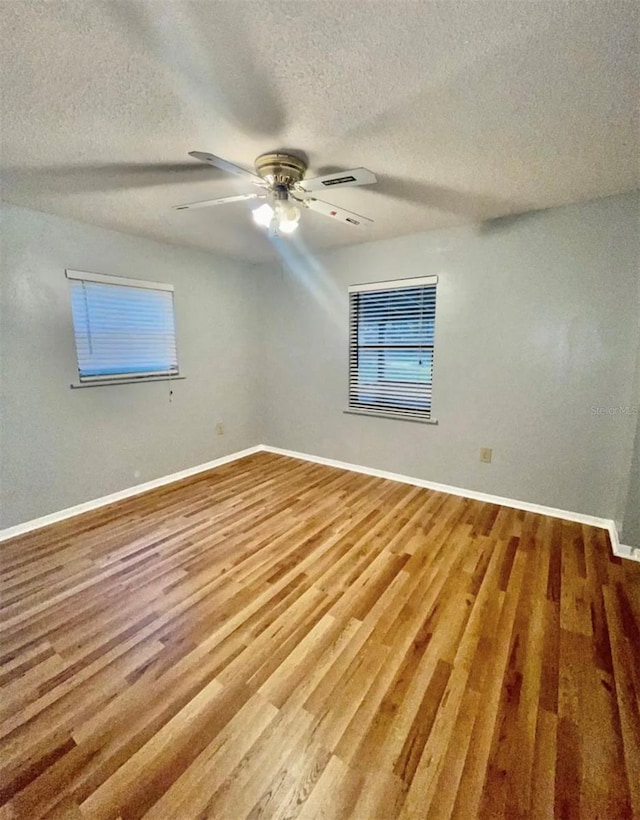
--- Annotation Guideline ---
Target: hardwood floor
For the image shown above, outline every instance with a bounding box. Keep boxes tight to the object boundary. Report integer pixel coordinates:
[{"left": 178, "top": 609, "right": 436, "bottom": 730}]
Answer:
[{"left": 1, "top": 452, "right": 639, "bottom": 819}]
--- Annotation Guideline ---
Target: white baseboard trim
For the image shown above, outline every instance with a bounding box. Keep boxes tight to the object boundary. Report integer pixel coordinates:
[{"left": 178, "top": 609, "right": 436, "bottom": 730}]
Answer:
[
  {"left": 261, "top": 445, "right": 640, "bottom": 563},
  {"left": 2, "top": 442, "right": 639, "bottom": 564},
  {"left": 615, "top": 544, "right": 640, "bottom": 561},
  {"left": 606, "top": 521, "right": 640, "bottom": 563},
  {"left": 0, "top": 445, "right": 263, "bottom": 543}
]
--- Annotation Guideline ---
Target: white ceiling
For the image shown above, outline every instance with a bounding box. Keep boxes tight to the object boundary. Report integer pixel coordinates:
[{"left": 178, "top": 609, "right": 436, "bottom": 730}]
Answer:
[{"left": 1, "top": 0, "right": 638, "bottom": 263}]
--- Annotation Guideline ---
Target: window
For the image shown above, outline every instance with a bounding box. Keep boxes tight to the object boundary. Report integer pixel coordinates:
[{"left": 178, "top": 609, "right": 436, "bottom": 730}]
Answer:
[
  {"left": 67, "top": 270, "right": 179, "bottom": 383},
  {"left": 348, "top": 276, "right": 437, "bottom": 421}
]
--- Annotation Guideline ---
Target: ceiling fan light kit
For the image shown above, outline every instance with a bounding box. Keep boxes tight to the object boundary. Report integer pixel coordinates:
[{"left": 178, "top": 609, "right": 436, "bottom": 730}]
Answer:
[
  {"left": 251, "top": 200, "right": 301, "bottom": 235},
  {"left": 174, "top": 150, "right": 377, "bottom": 237}
]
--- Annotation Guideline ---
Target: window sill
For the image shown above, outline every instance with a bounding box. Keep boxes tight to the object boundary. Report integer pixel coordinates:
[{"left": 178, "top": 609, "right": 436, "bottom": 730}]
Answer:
[
  {"left": 70, "top": 375, "right": 186, "bottom": 389},
  {"left": 343, "top": 408, "right": 438, "bottom": 425}
]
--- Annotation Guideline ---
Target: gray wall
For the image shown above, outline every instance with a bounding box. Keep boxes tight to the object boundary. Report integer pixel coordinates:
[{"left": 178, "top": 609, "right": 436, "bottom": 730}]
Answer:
[
  {"left": 2, "top": 194, "right": 638, "bottom": 530},
  {"left": 621, "top": 417, "right": 640, "bottom": 547},
  {"left": 259, "top": 192, "right": 640, "bottom": 519},
  {"left": 0, "top": 204, "right": 262, "bottom": 528},
  {"left": 617, "top": 320, "right": 640, "bottom": 547}
]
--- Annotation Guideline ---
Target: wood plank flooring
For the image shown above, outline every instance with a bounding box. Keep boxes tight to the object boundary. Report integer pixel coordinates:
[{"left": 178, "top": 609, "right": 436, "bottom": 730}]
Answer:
[{"left": 1, "top": 451, "right": 639, "bottom": 819}]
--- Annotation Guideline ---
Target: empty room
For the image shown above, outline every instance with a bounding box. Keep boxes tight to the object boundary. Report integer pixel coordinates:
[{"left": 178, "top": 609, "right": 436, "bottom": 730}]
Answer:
[{"left": 0, "top": 1, "right": 639, "bottom": 818}]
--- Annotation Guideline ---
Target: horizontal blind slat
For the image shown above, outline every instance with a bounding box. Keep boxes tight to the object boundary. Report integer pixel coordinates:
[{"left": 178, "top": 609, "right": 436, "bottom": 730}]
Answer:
[
  {"left": 70, "top": 278, "right": 179, "bottom": 380},
  {"left": 348, "top": 282, "right": 437, "bottom": 419}
]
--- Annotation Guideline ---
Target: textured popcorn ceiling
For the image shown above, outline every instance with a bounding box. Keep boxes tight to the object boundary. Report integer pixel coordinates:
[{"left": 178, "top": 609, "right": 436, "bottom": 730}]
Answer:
[{"left": 1, "top": 0, "right": 638, "bottom": 263}]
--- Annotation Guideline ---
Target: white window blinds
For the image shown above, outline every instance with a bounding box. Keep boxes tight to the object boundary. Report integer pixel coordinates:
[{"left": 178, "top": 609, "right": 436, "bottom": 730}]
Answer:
[
  {"left": 66, "top": 270, "right": 179, "bottom": 382},
  {"left": 348, "top": 276, "right": 438, "bottom": 420}
]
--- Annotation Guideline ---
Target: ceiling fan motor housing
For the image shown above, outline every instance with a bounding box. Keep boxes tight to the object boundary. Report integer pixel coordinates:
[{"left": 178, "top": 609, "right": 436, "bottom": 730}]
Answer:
[{"left": 255, "top": 152, "right": 307, "bottom": 189}]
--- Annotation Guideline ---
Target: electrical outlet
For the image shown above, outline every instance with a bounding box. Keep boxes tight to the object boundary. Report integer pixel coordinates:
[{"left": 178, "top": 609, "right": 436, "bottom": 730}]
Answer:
[
  {"left": 215, "top": 422, "right": 224, "bottom": 436},
  {"left": 479, "top": 447, "right": 492, "bottom": 464}
]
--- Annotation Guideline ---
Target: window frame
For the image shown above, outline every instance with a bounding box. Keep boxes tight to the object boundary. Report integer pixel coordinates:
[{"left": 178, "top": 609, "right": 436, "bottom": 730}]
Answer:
[
  {"left": 66, "top": 269, "right": 181, "bottom": 388},
  {"left": 346, "top": 275, "right": 438, "bottom": 424}
]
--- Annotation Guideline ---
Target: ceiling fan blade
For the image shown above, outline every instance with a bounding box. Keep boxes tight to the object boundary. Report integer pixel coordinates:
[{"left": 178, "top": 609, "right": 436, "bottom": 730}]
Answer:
[
  {"left": 2, "top": 162, "right": 221, "bottom": 193},
  {"left": 303, "top": 198, "right": 374, "bottom": 226},
  {"left": 173, "top": 192, "right": 265, "bottom": 211},
  {"left": 189, "top": 151, "right": 265, "bottom": 186},
  {"left": 296, "top": 168, "right": 377, "bottom": 193},
  {"left": 105, "top": 1, "right": 287, "bottom": 138},
  {"left": 372, "top": 174, "right": 517, "bottom": 220}
]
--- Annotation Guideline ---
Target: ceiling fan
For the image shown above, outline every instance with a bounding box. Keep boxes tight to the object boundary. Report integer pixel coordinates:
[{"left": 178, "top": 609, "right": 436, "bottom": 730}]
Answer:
[{"left": 173, "top": 151, "right": 377, "bottom": 236}]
